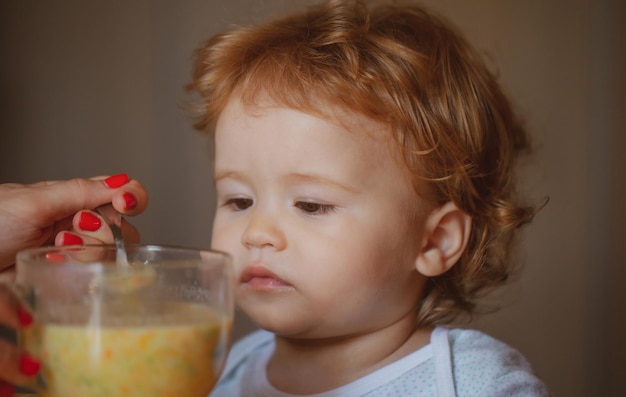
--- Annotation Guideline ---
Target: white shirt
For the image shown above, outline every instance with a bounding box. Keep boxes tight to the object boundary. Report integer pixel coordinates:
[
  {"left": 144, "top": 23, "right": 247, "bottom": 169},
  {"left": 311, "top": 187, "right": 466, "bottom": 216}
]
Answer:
[{"left": 210, "top": 327, "right": 550, "bottom": 397}]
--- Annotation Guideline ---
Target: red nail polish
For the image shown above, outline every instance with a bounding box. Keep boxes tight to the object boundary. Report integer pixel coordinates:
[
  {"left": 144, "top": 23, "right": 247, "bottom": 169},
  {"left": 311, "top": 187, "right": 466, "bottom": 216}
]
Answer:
[
  {"left": 19, "top": 354, "right": 41, "bottom": 377},
  {"left": 45, "top": 252, "right": 66, "bottom": 263},
  {"left": 122, "top": 192, "right": 137, "bottom": 210},
  {"left": 62, "top": 232, "right": 83, "bottom": 246},
  {"left": 17, "top": 306, "right": 33, "bottom": 327},
  {"left": 0, "top": 381, "right": 14, "bottom": 397},
  {"left": 103, "top": 173, "right": 130, "bottom": 188},
  {"left": 79, "top": 212, "right": 101, "bottom": 231}
]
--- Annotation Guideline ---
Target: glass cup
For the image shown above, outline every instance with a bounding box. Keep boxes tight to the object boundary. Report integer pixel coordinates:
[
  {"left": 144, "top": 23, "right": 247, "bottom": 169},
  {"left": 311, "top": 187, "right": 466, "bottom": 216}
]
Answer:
[{"left": 14, "top": 244, "right": 234, "bottom": 397}]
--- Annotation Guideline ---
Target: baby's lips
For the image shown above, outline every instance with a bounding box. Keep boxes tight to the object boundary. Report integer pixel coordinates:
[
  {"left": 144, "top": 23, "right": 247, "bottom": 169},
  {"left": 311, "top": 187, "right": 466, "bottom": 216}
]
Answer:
[{"left": 240, "top": 264, "right": 292, "bottom": 287}]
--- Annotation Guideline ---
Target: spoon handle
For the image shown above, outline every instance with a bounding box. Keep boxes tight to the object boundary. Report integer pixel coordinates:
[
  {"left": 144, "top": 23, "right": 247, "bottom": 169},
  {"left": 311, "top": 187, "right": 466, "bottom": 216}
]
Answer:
[{"left": 94, "top": 204, "right": 129, "bottom": 267}]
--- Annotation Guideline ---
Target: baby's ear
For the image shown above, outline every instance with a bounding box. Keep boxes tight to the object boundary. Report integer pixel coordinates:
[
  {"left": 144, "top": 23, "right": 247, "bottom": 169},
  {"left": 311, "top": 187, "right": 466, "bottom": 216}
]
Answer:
[{"left": 415, "top": 202, "right": 472, "bottom": 277}]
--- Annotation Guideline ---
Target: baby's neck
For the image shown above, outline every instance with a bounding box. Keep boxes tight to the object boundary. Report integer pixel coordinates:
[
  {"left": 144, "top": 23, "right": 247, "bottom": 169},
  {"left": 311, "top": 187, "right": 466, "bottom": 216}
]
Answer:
[{"left": 267, "top": 318, "right": 432, "bottom": 395}]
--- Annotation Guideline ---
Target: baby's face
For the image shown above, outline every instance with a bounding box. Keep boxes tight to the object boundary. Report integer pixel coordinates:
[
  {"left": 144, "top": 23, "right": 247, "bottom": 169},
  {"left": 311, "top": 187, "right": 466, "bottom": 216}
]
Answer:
[{"left": 212, "top": 98, "right": 432, "bottom": 339}]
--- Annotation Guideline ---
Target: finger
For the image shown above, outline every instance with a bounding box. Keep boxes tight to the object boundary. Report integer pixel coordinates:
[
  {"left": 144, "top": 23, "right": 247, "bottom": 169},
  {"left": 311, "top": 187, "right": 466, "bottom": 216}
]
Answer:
[
  {"left": 120, "top": 219, "right": 140, "bottom": 244},
  {"left": 28, "top": 174, "right": 147, "bottom": 225},
  {"left": 0, "top": 285, "right": 20, "bottom": 329},
  {"left": 44, "top": 215, "right": 74, "bottom": 246},
  {"left": 0, "top": 338, "right": 39, "bottom": 387},
  {"left": 59, "top": 211, "right": 142, "bottom": 246},
  {"left": 110, "top": 180, "right": 149, "bottom": 217},
  {"left": 0, "top": 287, "right": 38, "bottom": 387},
  {"left": 0, "top": 266, "right": 16, "bottom": 284},
  {"left": 54, "top": 231, "right": 111, "bottom": 247},
  {"left": 69, "top": 210, "right": 114, "bottom": 244},
  {"left": 71, "top": 208, "right": 141, "bottom": 242},
  {"left": 0, "top": 380, "right": 14, "bottom": 397}
]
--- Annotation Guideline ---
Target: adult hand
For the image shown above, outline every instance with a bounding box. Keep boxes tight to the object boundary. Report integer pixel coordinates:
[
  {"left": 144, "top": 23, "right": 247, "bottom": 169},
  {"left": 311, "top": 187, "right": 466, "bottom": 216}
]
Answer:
[
  {"left": 0, "top": 283, "right": 37, "bottom": 393},
  {"left": 0, "top": 174, "right": 148, "bottom": 394},
  {"left": 0, "top": 174, "right": 148, "bottom": 272}
]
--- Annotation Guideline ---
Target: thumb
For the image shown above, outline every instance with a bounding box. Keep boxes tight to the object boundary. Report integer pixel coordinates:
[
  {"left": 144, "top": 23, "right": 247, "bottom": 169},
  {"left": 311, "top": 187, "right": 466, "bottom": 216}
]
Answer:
[{"left": 28, "top": 174, "right": 147, "bottom": 224}]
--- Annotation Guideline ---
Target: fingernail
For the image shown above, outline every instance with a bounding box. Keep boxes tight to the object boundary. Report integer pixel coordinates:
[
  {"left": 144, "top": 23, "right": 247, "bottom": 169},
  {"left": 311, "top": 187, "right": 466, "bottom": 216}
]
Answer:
[
  {"left": 103, "top": 173, "right": 130, "bottom": 188},
  {"left": 19, "top": 354, "right": 41, "bottom": 377},
  {"left": 78, "top": 212, "right": 101, "bottom": 231},
  {"left": 122, "top": 192, "right": 137, "bottom": 210},
  {"left": 61, "top": 232, "right": 83, "bottom": 246},
  {"left": 45, "top": 253, "right": 66, "bottom": 263},
  {"left": 0, "top": 381, "right": 14, "bottom": 397},
  {"left": 17, "top": 306, "right": 33, "bottom": 327}
]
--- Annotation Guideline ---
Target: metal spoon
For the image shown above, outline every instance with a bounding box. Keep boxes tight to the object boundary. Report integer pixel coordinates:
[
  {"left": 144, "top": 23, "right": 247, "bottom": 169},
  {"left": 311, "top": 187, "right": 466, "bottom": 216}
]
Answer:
[
  {"left": 93, "top": 204, "right": 155, "bottom": 292},
  {"left": 94, "top": 204, "right": 129, "bottom": 267}
]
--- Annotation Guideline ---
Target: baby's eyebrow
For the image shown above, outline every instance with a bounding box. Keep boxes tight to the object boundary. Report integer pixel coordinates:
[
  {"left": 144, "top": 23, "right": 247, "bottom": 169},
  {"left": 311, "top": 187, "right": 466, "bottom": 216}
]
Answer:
[
  {"left": 284, "top": 173, "right": 360, "bottom": 193},
  {"left": 214, "top": 170, "right": 248, "bottom": 184}
]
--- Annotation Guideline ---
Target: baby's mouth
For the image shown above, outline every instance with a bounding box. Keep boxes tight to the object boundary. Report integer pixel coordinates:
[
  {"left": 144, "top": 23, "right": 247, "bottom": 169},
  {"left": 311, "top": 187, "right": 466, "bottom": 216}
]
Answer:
[{"left": 240, "top": 265, "right": 293, "bottom": 290}]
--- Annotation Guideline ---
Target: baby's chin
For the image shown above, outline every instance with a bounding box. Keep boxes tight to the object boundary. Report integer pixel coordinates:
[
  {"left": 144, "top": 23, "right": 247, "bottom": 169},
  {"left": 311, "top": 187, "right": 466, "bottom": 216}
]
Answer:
[{"left": 239, "top": 305, "right": 325, "bottom": 338}]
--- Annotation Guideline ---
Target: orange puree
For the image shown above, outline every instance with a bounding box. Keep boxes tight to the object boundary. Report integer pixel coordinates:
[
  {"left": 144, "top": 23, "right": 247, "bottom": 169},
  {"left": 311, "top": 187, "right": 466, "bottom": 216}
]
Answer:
[{"left": 22, "top": 303, "right": 228, "bottom": 397}]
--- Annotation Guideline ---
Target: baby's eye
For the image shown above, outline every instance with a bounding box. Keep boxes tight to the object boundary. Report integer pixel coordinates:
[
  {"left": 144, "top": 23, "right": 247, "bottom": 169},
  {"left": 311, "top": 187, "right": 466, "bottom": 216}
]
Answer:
[
  {"left": 295, "top": 201, "right": 336, "bottom": 215},
  {"left": 223, "top": 198, "right": 253, "bottom": 211}
]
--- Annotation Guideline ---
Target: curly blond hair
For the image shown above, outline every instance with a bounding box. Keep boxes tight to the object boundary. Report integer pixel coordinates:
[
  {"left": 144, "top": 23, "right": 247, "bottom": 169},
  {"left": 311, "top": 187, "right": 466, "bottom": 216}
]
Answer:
[{"left": 187, "top": 0, "right": 538, "bottom": 326}]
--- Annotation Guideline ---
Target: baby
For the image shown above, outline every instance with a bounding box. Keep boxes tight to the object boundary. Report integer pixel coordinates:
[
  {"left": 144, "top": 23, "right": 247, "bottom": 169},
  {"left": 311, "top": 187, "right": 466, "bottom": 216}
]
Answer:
[{"left": 188, "top": 0, "right": 549, "bottom": 396}]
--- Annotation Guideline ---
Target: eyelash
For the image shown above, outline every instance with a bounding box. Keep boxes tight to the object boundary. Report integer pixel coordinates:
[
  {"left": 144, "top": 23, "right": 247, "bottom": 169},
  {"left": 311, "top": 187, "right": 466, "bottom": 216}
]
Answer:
[
  {"left": 222, "top": 198, "right": 336, "bottom": 215},
  {"left": 222, "top": 198, "right": 253, "bottom": 211},
  {"left": 295, "top": 201, "right": 337, "bottom": 215}
]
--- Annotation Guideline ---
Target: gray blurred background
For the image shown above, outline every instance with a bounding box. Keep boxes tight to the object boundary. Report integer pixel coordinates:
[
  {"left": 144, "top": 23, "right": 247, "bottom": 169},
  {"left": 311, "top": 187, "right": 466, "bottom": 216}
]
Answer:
[{"left": 1, "top": 1, "right": 624, "bottom": 396}]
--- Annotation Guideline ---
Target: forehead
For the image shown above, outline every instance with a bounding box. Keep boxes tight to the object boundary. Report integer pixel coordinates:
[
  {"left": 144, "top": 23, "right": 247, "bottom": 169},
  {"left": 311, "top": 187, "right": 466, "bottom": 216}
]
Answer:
[
  {"left": 216, "top": 96, "right": 419, "bottom": 192},
  {"left": 219, "top": 92, "right": 394, "bottom": 145},
  {"left": 217, "top": 96, "right": 405, "bottom": 165},
  {"left": 218, "top": 97, "right": 362, "bottom": 145}
]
